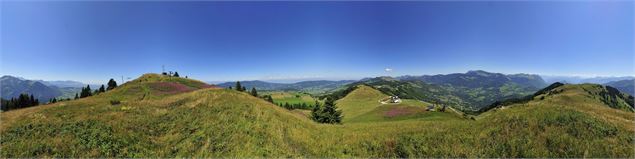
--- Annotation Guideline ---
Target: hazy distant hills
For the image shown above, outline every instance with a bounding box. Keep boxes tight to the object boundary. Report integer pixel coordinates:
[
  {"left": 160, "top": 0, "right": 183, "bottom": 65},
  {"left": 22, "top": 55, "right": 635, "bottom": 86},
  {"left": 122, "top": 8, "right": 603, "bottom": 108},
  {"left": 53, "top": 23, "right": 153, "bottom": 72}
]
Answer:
[
  {"left": 605, "top": 79, "right": 635, "bottom": 95},
  {"left": 399, "top": 70, "right": 547, "bottom": 89},
  {"left": 216, "top": 80, "right": 355, "bottom": 93},
  {"left": 541, "top": 75, "right": 634, "bottom": 84},
  {"left": 38, "top": 80, "right": 86, "bottom": 88},
  {"left": 0, "top": 75, "right": 96, "bottom": 102},
  {"left": 0, "top": 76, "right": 62, "bottom": 102}
]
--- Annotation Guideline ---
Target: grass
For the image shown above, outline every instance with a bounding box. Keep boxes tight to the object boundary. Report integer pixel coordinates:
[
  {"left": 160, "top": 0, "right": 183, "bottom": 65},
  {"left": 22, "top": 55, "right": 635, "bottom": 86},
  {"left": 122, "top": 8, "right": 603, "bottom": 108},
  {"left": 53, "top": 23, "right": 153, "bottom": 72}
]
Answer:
[
  {"left": 264, "top": 91, "right": 321, "bottom": 106},
  {"left": 336, "top": 85, "right": 462, "bottom": 123},
  {"left": 1, "top": 74, "right": 633, "bottom": 157}
]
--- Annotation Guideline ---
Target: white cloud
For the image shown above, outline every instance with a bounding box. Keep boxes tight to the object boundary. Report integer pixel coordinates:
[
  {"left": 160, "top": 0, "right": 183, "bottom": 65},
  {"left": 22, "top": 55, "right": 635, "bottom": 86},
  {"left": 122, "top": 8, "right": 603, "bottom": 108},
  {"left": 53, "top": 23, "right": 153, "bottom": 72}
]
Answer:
[{"left": 384, "top": 68, "right": 393, "bottom": 72}]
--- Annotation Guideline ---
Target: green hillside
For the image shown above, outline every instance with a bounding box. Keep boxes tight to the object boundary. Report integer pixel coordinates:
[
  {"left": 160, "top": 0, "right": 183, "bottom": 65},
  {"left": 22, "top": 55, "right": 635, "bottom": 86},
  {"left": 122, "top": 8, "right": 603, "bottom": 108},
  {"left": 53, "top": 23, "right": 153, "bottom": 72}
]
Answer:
[
  {"left": 343, "top": 74, "right": 540, "bottom": 113},
  {"left": 1, "top": 74, "right": 633, "bottom": 157},
  {"left": 335, "top": 85, "right": 387, "bottom": 121},
  {"left": 335, "top": 85, "right": 462, "bottom": 123},
  {"left": 264, "top": 91, "right": 321, "bottom": 106}
]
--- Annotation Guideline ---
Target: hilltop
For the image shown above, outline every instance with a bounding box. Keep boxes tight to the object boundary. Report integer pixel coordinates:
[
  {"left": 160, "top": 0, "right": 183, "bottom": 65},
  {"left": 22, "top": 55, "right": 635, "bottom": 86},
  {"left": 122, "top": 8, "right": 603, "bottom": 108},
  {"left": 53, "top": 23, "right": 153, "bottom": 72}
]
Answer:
[
  {"left": 1, "top": 74, "right": 633, "bottom": 157},
  {"left": 336, "top": 85, "right": 462, "bottom": 123}
]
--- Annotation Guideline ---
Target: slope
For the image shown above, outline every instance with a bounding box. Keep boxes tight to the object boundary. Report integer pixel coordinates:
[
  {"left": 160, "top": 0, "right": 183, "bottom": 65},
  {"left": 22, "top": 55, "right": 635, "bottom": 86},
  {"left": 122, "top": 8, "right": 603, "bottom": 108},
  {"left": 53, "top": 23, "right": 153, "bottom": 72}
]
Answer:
[
  {"left": 1, "top": 74, "right": 633, "bottom": 158},
  {"left": 351, "top": 71, "right": 545, "bottom": 113},
  {"left": 0, "top": 74, "right": 328, "bottom": 157},
  {"left": 335, "top": 85, "right": 462, "bottom": 123},
  {"left": 335, "top": 85, "right": 387, "bottom": 121}
]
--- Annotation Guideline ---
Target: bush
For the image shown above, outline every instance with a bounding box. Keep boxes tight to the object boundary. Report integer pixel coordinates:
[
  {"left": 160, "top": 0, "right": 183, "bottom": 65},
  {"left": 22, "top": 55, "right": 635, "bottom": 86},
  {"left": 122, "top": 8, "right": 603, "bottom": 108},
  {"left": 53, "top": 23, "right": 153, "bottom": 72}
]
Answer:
[{"left": 110, "top": 100, "right": 121, "bottom": 105}]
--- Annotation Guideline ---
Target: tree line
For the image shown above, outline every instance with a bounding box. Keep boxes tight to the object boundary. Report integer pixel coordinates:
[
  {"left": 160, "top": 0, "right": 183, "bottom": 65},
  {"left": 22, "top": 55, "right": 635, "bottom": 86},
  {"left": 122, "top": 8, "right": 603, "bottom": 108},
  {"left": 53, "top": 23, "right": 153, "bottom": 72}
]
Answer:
[
  {"left": 1, "top": 94, "right": 40, "bottom": 111},
  {"left": 1, "top": 78, "right": 119, "bottom": 112},
  {"left": 76, "top": 79, "right": 118, "bottom": 99},
  {"left": 277, "top": 101, "right": 317, "bottom": 110}
]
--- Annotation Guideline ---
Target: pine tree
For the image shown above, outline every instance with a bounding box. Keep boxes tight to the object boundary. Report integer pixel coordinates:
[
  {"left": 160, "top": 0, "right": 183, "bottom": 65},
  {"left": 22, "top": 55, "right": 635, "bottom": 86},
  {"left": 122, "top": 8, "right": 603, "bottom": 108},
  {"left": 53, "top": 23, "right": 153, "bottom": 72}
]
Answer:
[
  {"left": 99, "top": 84, "right": 106, "bottom": 93},
  {"left": 86, "top": 85, "right": 92, "bottom": 96},
  {"left": 284, "top": 102, "right": 291, "bottom": 109},
  {"left": 321, "top": 98, "right": 342, "bottom": 124},
  {"left": 174, "top": 72, "right": 180, "bottom": 77},
  {"left": 301, "top": 103, "right": 307, "bottom": 109},
  {"left": 311, "top": 101, "right": 322, "bottom": 122},
  {"left": 265, "top": 95, "right": 274, "bottom": 103},
  {"left": 242, "top": 86, "right": 246, "bottom": 92},
  {"left": 74, "top": 93, "right": 79, "bottom": 100},
  {"left": 107, "top": 79, "right": 118, "bottom": 90},
  {"left": 311, "top": 98, "right": 341, "bottom": 124},
  {"left": 80, "top": 85, "right": 92, "bottom": 98},
  {"left": 250, "top": 87, "right": 258, "bottom": 97},
  {"left": 30, "top": 94, "right": 36, "bottom": 106},
  {"left": 235, "top": 81, "right": 242, "bottom": 91}
]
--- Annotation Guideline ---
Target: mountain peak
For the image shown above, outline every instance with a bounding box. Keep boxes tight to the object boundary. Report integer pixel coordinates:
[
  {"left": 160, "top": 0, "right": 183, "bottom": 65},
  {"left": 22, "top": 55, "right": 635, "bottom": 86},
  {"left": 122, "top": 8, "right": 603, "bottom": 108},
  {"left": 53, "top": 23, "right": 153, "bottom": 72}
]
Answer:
[{"left": 466, "top": 70, "right": 495, "bottom": 76}]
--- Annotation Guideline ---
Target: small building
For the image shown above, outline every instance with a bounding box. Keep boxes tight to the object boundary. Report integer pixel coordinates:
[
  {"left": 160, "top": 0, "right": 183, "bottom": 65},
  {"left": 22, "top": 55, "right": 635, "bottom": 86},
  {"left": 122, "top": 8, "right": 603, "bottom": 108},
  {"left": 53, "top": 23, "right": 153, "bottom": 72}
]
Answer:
[
  {"left": 390, "top": 96, "right": 401, "bottom": 103},
  {"left": 426, "top": 105, "right": 435, "bottom": 111}
]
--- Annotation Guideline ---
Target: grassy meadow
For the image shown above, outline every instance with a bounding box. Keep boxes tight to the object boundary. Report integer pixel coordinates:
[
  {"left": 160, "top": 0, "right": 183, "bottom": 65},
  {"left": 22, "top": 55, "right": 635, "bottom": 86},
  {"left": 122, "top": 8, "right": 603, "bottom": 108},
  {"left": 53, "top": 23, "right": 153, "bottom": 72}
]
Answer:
[
  {"left": 262, "top": 91, "right": 321, "bottom": 106},
  {"left": 0, "top": 74, "right": 633, "bottom": 157}
]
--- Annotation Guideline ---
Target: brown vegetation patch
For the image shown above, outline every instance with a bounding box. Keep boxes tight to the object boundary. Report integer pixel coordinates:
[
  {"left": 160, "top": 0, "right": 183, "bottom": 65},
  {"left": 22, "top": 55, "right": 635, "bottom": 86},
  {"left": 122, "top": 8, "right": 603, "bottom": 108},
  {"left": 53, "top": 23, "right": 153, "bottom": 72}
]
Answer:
[{"left": 149, "top": 82, "right": 196, "bottom": 95}]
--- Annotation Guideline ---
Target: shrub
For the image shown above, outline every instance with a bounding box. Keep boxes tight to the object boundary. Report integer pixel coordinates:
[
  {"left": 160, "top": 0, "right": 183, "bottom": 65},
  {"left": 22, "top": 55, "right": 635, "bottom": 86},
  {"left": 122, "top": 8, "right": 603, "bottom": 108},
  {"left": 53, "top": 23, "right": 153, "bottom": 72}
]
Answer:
[{"left": 110, "top": 100, "right": 121, "bottom": 105}]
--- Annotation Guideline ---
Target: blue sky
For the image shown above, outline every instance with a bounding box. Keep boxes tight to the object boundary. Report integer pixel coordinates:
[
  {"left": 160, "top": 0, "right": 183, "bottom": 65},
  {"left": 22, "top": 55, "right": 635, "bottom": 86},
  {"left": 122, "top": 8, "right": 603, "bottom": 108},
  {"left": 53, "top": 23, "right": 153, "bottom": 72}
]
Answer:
[{"left": 2, "top": 1, "right": 633, "bottom": 84}]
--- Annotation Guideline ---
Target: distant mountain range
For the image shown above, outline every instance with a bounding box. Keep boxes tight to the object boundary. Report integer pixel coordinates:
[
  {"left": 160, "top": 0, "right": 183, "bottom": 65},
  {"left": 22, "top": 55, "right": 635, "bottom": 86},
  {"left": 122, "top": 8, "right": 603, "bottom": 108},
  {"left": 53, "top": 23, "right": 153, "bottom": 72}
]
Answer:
[
  {"left": 1, "top": 76, "right": 63, "bottom": 102},
  {"left": 605, "top": 79, "right": 634, "bottom": 95},
  {"left": 4, "top": 71, "right": 633, "bottom": 105},
  {"left": 38, "top": 80, "right": 86, "bottom": 88},
  {"left": 216, "top": 80, "right": 355, "bottom": 93},
  {"left": 0, "top": 75, "right": 96, "bottom": 102},
  {"left": 541, "top": 75, "right": 634, "bottom": 84}
]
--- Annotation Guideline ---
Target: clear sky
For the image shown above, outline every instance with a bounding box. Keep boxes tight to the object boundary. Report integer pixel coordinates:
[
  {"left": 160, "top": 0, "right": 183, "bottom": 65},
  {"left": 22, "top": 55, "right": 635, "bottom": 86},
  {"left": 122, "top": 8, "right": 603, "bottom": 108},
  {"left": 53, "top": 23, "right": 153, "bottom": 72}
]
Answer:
[{"left": 2, "top": 1, "right": 633, "bottom": 84}]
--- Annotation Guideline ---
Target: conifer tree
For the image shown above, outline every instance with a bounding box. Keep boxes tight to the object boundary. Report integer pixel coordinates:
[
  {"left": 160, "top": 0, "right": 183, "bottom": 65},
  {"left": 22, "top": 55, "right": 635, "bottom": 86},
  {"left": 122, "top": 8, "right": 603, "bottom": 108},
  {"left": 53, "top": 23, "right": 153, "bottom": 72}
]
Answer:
[
  {"left": 321, "top": 98, "right": 342, "bottom": 124},
  {"left": 107, "top": 79, "right": 118, "bottom": 90},
  {"left": 311, "top": 102, "right": 322, "bottom": 122},
  {"left": 250, "top": 87, "right": 258, "bottom": 97},
  {"left": 311, "top": 98, "right": 341, "bottom": 124},
  {"left": 265, "top": 95, "right": 274, "bottom": 103},
  {"left": 235, "top": 81, "right": 242, "bottom": 91},
  {"left": 74, "top": 93, "right": 79, "bottom": 100},
  {"left": 30, "top": 94, "right": 36, "bottom": 106},
  {"left": 99, "top": 84, "right": 106, "bottom": 93},
  {"left": 80, "top": 85, "right": 92, "bottom": 98},
  {"left": 174, "top": 72, "right": 180, "bottom": 77},
  {"left": 284, "top": 102, "right": 291, "bottom": 109},
  {"left": 242, "top": 86, "right": 246, "bottom": 92}
]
